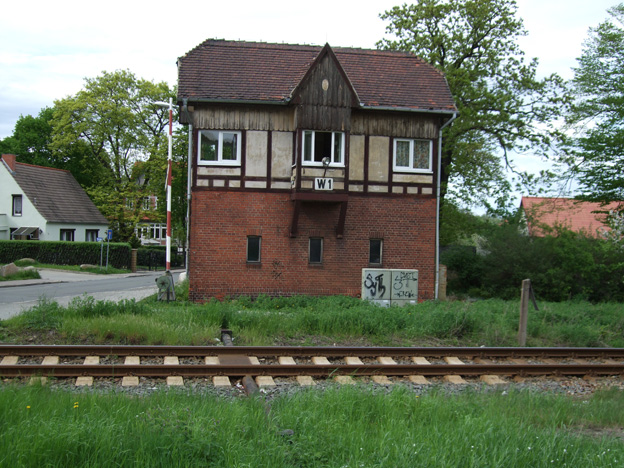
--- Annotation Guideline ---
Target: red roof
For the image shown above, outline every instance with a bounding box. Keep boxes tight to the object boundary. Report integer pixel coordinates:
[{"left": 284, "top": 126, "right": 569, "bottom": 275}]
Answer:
[
  {"left": 520, "top": 197, "right": 622, "bottom": 238},
  {"left": 177, "top": 40, "right": 456, "bottom": 112}
]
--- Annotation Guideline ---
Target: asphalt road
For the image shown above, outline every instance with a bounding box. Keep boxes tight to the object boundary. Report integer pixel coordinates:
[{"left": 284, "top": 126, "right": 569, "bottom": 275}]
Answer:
[{"left": 0, "top": 269, "right": 184, "bottom": 320}]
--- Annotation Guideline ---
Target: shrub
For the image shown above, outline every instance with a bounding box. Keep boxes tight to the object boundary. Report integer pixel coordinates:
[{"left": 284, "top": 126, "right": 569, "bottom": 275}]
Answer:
[
  {"left": 443, "top": 222, "right": 624, "bottom": 302},
  {"left": 0, "top": 240, "right": 131, "bottom": 269}
]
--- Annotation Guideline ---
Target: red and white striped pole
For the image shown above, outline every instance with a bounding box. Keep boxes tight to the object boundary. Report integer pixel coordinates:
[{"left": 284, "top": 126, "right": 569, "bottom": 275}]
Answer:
[
  {"left": 166, "top": 97, "right": 173, "bottom": 271},
  {"left": 155, "top": 98, "right": 174, "bottom": 271}
]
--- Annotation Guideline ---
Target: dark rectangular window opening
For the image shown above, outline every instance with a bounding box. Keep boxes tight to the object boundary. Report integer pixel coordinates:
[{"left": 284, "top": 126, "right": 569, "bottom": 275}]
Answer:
[
  {"left": 12, "top": 195, "right": 22, "bottom": 216},
  {"left": 309, "top": 237, "right": 323, "bottom": 264},
  {"left": 247, "top": 236, "right": 261, "bottom": 263},
  {"left": 86, "top": 229, "right": 99, "bottom": 242},
  {"left": 369, "top": 239, "right": 383, "bottom": 265},
  {"left": 60, "top": 229, "right": 75, "bottom": 242}
]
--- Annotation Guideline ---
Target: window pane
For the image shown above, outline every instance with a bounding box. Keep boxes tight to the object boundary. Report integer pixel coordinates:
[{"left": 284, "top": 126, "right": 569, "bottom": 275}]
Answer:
[
  {"left": 413, "top": 140, "right": 430, "bottom": 169},
  {"left": 395, "top": 140, "right": 410, "bottom": 167},
  {"left": 200, "top": 131, "right": 218, "bottom": 161},
  {"left": 303, "top": 131, "right": 313, "bottom": 161},
  {"left": 309, "top": 238, "right": 323, "bottom": 263},
  {"left": 369, "top": 239, "right": 382, "bottom": 264},
  {"left": 247, "top": 236, "right": 261, "bottom": 262},
  {"left": 314, "top": 132, "right": 332, "bottom": 163},
  {"left": 13, "top": 195, "right": 22, "bottom": 215},
  {"left": 333, "top": 133, "right": 343, "bottom": 164},
  {"left": 222, "top": 132, "right": 238, "bottom": 161}
]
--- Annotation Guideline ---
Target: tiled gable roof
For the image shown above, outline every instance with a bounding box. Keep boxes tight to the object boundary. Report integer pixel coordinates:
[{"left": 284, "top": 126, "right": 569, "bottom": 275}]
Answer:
[
  {"left": 177, "top": 39, "right": 456, "bottom": 112},
  {"left": 11, "top": 162, "right": 108, "bottom": 225},
  {"left": 520, "top": 197, "right": 621, "bottom": 238}
]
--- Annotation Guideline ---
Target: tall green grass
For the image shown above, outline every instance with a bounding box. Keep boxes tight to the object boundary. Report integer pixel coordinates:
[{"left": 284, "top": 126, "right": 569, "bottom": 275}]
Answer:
[
  {"left": 3, "top": 294, "right": 623, "bottom": 347},
  {"left": 1, "top": 385, "right": 622, "bottom": 467}
]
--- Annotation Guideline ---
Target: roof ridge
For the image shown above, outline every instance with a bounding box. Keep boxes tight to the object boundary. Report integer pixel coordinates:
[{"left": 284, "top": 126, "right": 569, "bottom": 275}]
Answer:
[{"left": 16, "top": 161, "right": 70, "bottom": 173}]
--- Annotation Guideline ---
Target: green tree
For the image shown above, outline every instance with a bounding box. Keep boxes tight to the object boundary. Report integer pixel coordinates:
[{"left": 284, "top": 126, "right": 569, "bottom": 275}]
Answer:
[
  {"left": 0, "top": 107, "right": 104, "bottom": 187},
  {"left": 50, "top": 70, "right": 180, "bottom": 241},
  {"left": 565, "top": 3, "right": 624, "bottom": 208},
  {"left": 379, "top": 0, "right": 567, "bottom": 213}
]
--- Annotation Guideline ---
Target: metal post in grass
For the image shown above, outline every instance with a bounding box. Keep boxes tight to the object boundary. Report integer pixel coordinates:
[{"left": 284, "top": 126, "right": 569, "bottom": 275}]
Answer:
[{"left": 518, "top": 279, "right": 531, "bottom": 346}]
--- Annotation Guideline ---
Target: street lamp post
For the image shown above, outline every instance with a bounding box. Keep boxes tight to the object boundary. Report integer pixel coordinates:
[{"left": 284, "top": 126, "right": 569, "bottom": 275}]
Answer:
[{"left": 154, "top": 98, "right": 173, "bottom": 271}]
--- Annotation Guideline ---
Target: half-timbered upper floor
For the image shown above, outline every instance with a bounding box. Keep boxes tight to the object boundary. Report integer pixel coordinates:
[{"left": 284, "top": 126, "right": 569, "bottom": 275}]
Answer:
[{"left": 177, "top": 40, "right": 456, "bottom": 202}]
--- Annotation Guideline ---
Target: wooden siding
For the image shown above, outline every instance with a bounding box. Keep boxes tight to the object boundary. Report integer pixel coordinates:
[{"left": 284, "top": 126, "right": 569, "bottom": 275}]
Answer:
[
  {"left": 292, "top": 49, "right": 355, "bottom": 131},
  {"left": 192, "top": 104, "right": 295, "bottom": 132},
  {"left": 351, "top": 110, "right": 439, "bottom": 139}
]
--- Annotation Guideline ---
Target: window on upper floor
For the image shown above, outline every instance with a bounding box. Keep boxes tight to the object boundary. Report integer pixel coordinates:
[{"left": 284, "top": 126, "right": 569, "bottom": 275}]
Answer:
[
  {"left": 12, "top": 195, "right": 22, "bottom": 216},
  {"left": 302, "top": 130, "right": 344, "bottom": 167},
  {"left": 198, "top": 130, "right": 241, "bottom": 166},
  {"left": 393, "top": 138, "right": 433, "bottom": 173}
]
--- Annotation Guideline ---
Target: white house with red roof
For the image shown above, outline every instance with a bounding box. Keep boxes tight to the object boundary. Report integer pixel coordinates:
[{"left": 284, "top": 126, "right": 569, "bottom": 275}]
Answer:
[{"left": 0, "top": 154, "right": 109, "bottom": 242}]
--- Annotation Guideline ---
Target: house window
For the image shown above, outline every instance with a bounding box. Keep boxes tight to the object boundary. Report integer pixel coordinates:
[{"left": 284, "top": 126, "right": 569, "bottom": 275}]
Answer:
[
  {"left": 60, "top": 229, "right": 75, "bottom": 241},
  {"left": 198, "top": 130, "right": 241, "bottom": 165},
  {"left": 247, "top": 236, "right": 261, "bottom": 263},
  {"left": 369, "top": 239, "right": 383, "bottom": 265},
  {"left": 309, "top": 237, "right": 323, "bottom": 264},
  {"left": 86, "top": 229, "right": 99, "bottom": 242},
  {"left": 12, "top": 195, "right": 22, "bottom": 216},
  {"left": 393, "top": 139, "right": 433, "bottom": 172},
  {"left": 302, "top": 131, "right": 344, "bottom": 166}
]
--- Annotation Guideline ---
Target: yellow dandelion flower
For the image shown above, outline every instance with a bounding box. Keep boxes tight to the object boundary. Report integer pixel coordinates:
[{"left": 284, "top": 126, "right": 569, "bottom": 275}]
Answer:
[{"left": 26, "top": 406, "right": 31, "bottom": 409}]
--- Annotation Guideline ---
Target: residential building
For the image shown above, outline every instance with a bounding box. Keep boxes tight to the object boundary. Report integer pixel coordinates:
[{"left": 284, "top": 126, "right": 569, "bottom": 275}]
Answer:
[
  {"left": 177, "top": 40, "right": 456, "bottom": 301},
  {"left": 520, "top": 196, "right": 621, "bottom": 238},
  {"left": 0, "top": 154, "right": 108, "bottom": 241}
]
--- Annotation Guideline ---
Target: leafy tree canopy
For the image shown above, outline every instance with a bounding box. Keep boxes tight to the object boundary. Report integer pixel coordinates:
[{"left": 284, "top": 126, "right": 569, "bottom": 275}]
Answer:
[
  {"left": 50, "top": 70, "right": 181, "bottom": 241},
  {"left": 379, "top": 0, "right": 568, "bottom": 214},
  {"left": 565, "top": 3, "right": 624, "bottom": 209}
]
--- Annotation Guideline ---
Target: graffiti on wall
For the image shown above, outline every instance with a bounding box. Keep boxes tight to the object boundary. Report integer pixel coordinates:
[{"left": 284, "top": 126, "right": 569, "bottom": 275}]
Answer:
[{"left": 361, "top": 269, "right": 419, "bottom": 306}]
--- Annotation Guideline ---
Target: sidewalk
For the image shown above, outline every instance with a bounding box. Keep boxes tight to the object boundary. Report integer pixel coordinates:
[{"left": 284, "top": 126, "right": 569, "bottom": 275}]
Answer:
[{"left": 0, "top": 268, "right": 152, "bottom": 288}]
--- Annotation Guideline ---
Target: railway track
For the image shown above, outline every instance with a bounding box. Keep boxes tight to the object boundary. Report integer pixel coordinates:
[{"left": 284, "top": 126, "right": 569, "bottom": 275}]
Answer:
[{"left": 1, "top": 345, "right": 624, "bottom": 389}]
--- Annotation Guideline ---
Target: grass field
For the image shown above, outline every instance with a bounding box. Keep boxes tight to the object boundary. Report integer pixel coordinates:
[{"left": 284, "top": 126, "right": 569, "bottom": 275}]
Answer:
[
  {"left": 1, "top": 291, "right": 623, "bottom": 467},
  {"left": 2, "top": 290, "right": 623, "bottom": 348},
  {"left": 0, "top": 384, "right": 622, "bottom": 467}
]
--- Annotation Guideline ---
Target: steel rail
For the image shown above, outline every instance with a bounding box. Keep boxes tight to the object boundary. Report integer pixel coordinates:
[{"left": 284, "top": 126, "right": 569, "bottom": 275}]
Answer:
[
  {"left": 1, "top": 345, "right": 624, "bottom": 359},
  {"left": 1, "top": 363, "right": 624, "bottom": 378}
]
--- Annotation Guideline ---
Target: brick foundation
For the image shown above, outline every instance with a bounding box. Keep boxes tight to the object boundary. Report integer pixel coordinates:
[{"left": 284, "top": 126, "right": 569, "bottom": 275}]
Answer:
[{"left": 189, "top": 191, "right": 436, "bottom": 302}]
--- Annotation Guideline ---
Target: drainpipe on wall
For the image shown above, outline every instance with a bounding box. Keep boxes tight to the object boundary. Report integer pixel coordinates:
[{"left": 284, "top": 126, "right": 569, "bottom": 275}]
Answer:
[
  {"left": 435, "top": 112, "right": 457, "bottom": 300},
  {"left": 183, "top": 98, "right": 193, "bottom": 276}
]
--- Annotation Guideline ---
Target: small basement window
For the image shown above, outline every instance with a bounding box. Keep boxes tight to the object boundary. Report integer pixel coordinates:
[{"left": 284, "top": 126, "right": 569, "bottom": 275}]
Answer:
[
  {"left": 198, "top": 130, "right": 241, "bottom": 166},
  {"left": 302, "top": 131, "right": 344, "bottom": 166},
  {"left": 369, "top": 239, "right": 383, "bottom": 265},
  {"left": 247, "top": 236, "right": 261, "bottom": 263},
  {"left": 309, "top": 237, "right": 323, "bottom": 264}
]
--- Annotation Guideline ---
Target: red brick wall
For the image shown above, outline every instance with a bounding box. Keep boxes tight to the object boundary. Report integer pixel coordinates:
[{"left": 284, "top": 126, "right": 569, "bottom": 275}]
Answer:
[{"left": 189, "top": 191, "right": 437, "bottom": 301}]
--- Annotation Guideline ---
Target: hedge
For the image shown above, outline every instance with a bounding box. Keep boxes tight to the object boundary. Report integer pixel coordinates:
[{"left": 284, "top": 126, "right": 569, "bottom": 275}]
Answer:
[{"left": 0, "top": 240, "right": 131, "bottom": 269}]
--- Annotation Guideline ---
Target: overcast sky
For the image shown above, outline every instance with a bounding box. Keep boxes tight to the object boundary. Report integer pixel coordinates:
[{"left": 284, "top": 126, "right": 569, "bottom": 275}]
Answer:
[{"left": 0, "top": 0, "right": 619, "bottom": 200}]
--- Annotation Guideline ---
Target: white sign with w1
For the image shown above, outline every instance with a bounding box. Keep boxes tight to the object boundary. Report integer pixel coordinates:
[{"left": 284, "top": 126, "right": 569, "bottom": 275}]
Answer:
[{"left": 314, "top": 178, "right": 333, "bottom": 191}]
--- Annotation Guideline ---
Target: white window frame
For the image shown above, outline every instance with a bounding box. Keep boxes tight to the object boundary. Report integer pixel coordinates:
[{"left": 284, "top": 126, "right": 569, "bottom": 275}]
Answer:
[
  {"left": 301, "top": 130, "right": 345, "bottom": 167},
  {"left": 393, "top": 138, "right": 433, "bottom": 173},
  {"left": 197, "top": 130, "right": 242, "bottom": 166},
  {"left": 12, "top": 195, "right": 22, "bottom": 216}
]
